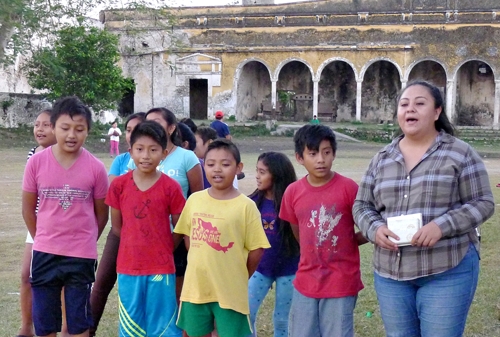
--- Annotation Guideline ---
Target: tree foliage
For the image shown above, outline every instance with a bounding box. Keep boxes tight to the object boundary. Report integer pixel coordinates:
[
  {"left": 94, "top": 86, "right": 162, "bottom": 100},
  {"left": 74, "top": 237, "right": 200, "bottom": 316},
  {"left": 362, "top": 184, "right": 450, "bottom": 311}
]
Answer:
[
  {"left": 0, "top": 0, "right": 180, "bottom": 65},
  {"left": 0, "top": 0, "right": 104, "bottom": 65},
  {"left": 25, "top": 25, "right": 132, "bottom": 111}
]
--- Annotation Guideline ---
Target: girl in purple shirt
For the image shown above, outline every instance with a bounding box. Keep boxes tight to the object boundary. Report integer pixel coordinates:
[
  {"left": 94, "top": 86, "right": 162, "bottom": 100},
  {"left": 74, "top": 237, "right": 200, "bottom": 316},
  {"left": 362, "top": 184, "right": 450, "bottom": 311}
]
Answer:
[{"left": 247, "top": 152, "right": 299, "bottom": 337}]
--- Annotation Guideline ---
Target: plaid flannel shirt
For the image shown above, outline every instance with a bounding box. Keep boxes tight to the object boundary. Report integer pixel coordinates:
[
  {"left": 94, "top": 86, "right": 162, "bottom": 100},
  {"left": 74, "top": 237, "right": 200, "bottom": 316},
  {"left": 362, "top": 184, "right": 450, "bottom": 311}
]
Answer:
[{"left": 354, "top": 131, "right": 494, "bottom": 280}]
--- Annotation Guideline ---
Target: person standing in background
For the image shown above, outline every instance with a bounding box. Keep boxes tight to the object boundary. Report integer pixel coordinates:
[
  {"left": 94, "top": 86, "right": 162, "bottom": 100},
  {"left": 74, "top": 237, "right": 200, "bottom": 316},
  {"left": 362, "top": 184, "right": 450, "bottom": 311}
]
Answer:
[
  {"left": 210, "top": 110, "right": 232, "bottom": 140},
  {"left": 107, "top": 121, "right": 122, "bottom": 158}
]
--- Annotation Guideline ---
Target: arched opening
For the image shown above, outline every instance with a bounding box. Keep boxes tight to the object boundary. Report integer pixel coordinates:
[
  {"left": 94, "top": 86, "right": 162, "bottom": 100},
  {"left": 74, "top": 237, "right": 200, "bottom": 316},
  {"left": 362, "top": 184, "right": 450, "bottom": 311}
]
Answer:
[
  {"left": 318, "top": 61, "right": 356, "bottom": 122},
  {"left": 456, "top": 60, "right": 495, "bottom": 126},
  {"left": 236, "top": 61, "right": 271, "bottom": 120},
  {"left": 362, "top": 61, "right": 401, "bottom": 123},
  {"left": 277, "top": 61, "right": 313, "bottom": 121},
  {"left": 408, "top": 61, "right": 447, "bottom": 87}
]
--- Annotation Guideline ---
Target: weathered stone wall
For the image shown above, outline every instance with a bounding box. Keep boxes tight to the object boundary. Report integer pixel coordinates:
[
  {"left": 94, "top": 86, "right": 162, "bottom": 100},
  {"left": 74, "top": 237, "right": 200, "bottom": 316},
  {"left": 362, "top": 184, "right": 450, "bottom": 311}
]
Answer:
[
  {"left": 0, "top": 93, "right": 119, "bottom": 127},
  {"left": 242, "top": 0, "right": 275, "bottom": 5},
  {"left": 0, "top": 55, "right": 35, "bottom": 95},
  {"left": 102, "top": 0, "right": 500, "bottom": 125},
  {"left": 0, "top": 93, "right": 50, "bottom": 127},
  {"left": 319, "top": 61, "right": 357, "bottom": 121},
  {"left": 236, "top": 61, "right": 271, "bottom": 119},
  {"left": 456, "top": 61, "right": 495, "bottom": 126}
]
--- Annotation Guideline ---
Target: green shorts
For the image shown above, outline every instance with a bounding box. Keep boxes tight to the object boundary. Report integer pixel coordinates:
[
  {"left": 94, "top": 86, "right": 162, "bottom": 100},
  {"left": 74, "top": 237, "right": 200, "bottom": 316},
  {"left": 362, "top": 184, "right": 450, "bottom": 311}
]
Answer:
[{"left": 177, "top": 301, "right": 252, "bottom": 337}]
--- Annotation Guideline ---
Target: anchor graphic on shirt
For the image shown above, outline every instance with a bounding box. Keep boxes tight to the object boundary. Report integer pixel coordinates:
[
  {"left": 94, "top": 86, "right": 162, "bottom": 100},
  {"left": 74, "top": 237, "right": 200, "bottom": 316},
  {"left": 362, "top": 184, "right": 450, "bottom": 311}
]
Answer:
[
  {"left": 41, "top": 184, "right": 91, "bottom": 210},
  {"left": 134, "top": 199, "right": 151, "bottom": 219}
]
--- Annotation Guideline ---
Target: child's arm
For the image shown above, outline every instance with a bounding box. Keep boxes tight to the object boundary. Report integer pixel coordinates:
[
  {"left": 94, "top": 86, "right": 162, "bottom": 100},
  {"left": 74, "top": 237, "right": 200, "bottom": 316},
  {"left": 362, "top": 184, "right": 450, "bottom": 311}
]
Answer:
[
  {"left": 247, "top": 248, "right": 264, "bottom": 278},
  {"left": 172, "top": 213, "right": 184, "bottom": 248},
  {"left": 94, "top": 198, "right": 109, "bottom": 239},
  {"left": 290, "top": 223, "right": 300, "bottom": 242},
  {"left": 110, "top": 207, "right": 122, "bottom": 238},
  {"left": 355, "top": 231, "right": 369, "bottom": 246},
  {"left": 187, "top": 164, "right": 204, "bottom": 194},
  {"left": 173, "top": 233, "right": 184, "bottom": 249},
  {"left": 22, "top": 191, "right": 38, "bottom": 239}
]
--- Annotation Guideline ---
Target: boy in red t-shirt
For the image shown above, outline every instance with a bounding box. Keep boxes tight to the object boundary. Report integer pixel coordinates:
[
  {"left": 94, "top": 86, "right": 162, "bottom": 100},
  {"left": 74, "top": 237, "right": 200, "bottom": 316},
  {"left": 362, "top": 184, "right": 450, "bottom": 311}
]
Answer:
[
  {"left": 105, "top": 120, "right": 185, "bottom": 337},
  {"left": 279, "top": 124, "right": 367, "bottom": 337}
]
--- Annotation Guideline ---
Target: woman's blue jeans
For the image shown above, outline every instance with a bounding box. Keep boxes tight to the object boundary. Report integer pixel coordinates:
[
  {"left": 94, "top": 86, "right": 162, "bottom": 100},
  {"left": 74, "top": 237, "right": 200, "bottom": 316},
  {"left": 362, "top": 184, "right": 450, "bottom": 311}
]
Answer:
[
  {"left": 374, "top": 244, "right": 479, "bottom": 337},
  {"left": 247, "top": 271, "right": 294, "bottom": 337}
]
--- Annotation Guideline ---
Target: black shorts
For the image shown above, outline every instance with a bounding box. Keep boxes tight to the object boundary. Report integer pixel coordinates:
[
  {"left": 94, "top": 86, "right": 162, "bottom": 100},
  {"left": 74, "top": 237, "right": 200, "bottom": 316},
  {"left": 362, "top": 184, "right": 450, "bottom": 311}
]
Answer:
[
  {"left": 174, "top": 243, "right": 188, "bottom": 277},
  {"left": 31, "top": 251, "right": 96, "bottom": 336}
]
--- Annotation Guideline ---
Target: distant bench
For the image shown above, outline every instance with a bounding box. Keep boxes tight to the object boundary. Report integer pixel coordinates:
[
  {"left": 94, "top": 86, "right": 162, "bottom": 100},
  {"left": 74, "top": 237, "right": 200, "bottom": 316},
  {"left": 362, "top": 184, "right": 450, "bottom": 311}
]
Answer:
[
  {"left": 317, "top": 102, "right": 336, "bottom": 121},
  {"left": 258, "top": 101, "right": 281, "bottom": 119}
]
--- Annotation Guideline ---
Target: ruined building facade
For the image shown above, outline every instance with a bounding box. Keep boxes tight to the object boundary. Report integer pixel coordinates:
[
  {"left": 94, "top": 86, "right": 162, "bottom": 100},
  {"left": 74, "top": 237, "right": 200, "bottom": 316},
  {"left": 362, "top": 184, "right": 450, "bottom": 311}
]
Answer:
[{"left": 102, "top": 0, "right": 500, "bottom": 126}]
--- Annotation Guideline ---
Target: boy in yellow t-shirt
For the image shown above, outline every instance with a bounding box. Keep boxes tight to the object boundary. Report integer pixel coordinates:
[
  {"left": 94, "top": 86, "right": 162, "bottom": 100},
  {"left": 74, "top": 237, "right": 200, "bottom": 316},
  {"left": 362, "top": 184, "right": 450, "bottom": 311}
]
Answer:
[{"left": 174, "top": 139, "right": 270, "bottom": 337}]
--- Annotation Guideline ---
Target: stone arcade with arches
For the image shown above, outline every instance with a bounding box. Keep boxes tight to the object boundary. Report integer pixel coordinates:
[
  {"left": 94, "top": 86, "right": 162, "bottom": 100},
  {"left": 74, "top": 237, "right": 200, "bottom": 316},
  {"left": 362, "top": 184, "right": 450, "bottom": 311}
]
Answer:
[{"left": 102, "top": 0, "right": 500, "bottom": 126}]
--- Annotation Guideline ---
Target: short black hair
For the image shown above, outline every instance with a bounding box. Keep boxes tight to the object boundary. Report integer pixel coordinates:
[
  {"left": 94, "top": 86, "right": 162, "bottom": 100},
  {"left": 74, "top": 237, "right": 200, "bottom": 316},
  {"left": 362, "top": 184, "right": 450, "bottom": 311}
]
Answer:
[
  {"left": 51, "top": 96, "right": 92, "bottom": 130},
  {"left": 178, "top": 122, "right": 197, "bottom": 151},
  {"left": 130, "top": 120, "right": 168, "bottom": 150},
  {"left": 180, "top": 117, "right": 197, "bottom": 133},
  {"left": 205, "top": 138, "right": 241, "bottom": 164},
  {"left": 195, "top": 126, "right": 218, "bottom": 144},
  {"left": 294, "top": 124, "right": 337, "bottom": 158}
]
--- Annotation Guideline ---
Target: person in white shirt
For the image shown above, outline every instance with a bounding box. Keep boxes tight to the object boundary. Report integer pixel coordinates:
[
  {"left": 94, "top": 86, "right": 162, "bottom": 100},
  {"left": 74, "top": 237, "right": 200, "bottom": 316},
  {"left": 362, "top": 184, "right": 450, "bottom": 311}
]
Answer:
[{"left": 107, "top": 121, "right": 122, "bottom": 157}]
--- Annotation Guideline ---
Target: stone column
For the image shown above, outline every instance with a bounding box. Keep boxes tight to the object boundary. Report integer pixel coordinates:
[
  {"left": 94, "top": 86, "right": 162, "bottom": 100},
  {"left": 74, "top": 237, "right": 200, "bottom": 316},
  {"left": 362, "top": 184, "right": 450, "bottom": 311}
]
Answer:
[
  {"left": 494, "top": 80, "right": 500, "bottom": 128},
  {"left": 446, "top": 79, "right": 456, "bottom": 122},
  {"left": 313, "top": 79, "right": 319, "bottom": 118},
  {"left": 401, "top": 79, "right": 407, "bottom": 90},
  {"left": 271, "top": 80, "right": 277, "bottom": 109},
  {"left": 356, "top": 79, "right": 362, "bottom": 121}
]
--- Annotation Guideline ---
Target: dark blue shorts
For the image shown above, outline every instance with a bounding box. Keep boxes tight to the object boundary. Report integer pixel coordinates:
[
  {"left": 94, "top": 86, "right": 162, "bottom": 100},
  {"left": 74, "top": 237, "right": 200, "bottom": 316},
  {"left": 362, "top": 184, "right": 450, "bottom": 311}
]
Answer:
[
  {"left": 174, "top": 242, "right": 188, "bottom": 277},
  {"left": 31, "top": 250, "right": 96, "bottom": 336}
]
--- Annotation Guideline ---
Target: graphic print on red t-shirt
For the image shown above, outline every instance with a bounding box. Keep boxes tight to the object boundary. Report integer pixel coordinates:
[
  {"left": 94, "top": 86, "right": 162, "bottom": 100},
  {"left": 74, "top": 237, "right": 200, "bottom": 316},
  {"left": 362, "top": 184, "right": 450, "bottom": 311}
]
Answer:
[
  {"left": 308, "top": 204, "right": 343, "bottom": 249},
  {"left": 279, "top": 174, "right": 364, "bottom": 298},
  {"left": 191, "top": 216, "right": 235, "bottom": 252}
]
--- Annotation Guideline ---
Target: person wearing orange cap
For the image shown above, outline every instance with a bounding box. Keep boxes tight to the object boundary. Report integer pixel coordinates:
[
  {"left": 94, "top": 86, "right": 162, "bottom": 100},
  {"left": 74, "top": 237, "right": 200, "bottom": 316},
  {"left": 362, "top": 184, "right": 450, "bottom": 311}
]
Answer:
[{"left": 210, "top": 110, "right": 232, "bottom": 140}]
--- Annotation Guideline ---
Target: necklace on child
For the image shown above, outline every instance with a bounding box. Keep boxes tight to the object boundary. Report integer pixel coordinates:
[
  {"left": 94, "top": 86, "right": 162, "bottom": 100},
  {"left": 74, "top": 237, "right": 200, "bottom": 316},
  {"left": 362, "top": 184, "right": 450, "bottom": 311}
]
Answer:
[{"left": 166, "top": 144, "right": 176, "bottom": 155}]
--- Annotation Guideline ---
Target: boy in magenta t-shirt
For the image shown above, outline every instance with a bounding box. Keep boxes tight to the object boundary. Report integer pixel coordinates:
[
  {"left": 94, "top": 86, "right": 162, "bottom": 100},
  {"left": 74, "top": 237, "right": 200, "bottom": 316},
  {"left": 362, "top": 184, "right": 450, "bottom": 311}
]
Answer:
[
  {"left": 279, "top": 124, "right": 366, "bottom": 337},
  {"left": 22, "top": 96, "right": 109, "bottom": 337},
  {"left": 105, "top": 120, "right": 185, "bottom": 337}
]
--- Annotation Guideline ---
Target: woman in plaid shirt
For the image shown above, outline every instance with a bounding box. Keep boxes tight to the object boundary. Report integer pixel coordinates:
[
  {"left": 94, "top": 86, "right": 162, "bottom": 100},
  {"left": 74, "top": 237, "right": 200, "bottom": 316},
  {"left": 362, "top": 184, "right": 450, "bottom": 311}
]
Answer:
[{"left": 354, "top": 81, "right": 494, "bottom": 337}]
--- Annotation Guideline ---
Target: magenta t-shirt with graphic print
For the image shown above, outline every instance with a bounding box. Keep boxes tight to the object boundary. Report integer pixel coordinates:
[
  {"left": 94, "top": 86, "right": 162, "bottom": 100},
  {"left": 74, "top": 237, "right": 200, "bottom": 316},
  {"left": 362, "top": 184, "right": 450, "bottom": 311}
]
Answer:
[
  {"left": 22, "top": 147, "right": 108, "bottom": 259},
  {"left": 279, "top": 173, "right": 364, "bottom": 298}
]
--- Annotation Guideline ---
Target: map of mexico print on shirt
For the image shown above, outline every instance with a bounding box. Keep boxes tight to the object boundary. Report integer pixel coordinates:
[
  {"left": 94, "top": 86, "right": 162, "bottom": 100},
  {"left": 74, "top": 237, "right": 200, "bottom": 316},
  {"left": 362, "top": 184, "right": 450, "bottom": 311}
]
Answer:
[{"left": 191, "top": 215, "right": 235, "bottom": 252}]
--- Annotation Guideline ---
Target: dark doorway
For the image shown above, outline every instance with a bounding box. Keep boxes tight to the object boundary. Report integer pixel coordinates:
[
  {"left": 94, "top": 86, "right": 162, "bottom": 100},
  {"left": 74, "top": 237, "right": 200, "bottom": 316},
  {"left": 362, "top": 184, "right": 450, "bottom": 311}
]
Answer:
[
  {"left": 118, "top": 78, "right": 135, "bottom": 118},
  {"left": 190, "top": 79, "right": 208, "bottom": 119}
]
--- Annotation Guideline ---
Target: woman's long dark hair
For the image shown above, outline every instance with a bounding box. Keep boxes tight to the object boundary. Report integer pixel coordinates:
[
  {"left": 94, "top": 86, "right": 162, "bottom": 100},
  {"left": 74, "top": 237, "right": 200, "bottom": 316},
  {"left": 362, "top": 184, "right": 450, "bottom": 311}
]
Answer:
[
  {"left": 248, "top": 152, "right": 299, "bottom": 256},
  {"left": 395, "top": 80, "right": 455, "bottom": 137}
]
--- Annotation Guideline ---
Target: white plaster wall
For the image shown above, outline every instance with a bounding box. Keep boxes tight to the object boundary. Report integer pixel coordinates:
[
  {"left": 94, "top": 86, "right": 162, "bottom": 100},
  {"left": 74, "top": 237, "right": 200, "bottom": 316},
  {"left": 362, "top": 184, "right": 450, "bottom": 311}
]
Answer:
[{"left": 0, "top": 56, "right": 36, "bottom": 94}]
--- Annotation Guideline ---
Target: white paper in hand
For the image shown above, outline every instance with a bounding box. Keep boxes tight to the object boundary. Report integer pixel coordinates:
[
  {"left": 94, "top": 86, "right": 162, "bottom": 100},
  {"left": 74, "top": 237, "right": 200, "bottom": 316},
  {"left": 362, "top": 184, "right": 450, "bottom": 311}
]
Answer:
[{"left": 387, "top": 213, "right": 422, "bottom": 246}]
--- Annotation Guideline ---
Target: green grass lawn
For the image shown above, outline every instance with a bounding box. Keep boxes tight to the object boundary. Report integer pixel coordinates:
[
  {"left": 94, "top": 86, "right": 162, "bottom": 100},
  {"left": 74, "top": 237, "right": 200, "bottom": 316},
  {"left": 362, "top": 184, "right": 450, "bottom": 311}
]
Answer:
[{"left": 1, "top": 133, "right": 499, "bottom": 336}]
